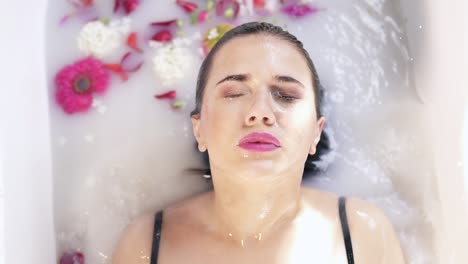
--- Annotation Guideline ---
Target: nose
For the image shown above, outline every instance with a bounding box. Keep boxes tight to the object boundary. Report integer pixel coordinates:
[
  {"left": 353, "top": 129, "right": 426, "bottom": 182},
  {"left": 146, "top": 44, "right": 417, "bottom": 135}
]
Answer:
[{"left": 244, "top": 91, "right": 276, "bottom": 127}]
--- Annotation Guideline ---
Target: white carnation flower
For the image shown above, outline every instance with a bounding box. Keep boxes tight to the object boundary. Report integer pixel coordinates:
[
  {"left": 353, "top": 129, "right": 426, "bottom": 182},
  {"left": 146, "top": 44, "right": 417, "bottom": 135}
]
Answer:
[
  {"left": 207, "top": 28, "right": 219, "bottom": 40},
  {"left": 150, "top": 35, "right": 198, "bottom": 86},
  {"left": 265, "top": 0, "right": 279, "bottom": 12},
  {"left": 238, "top": 0, "right": 253, "bottom": 16},
  {"left": 77, "top": 17, "right": 132, "bottom": 59}
]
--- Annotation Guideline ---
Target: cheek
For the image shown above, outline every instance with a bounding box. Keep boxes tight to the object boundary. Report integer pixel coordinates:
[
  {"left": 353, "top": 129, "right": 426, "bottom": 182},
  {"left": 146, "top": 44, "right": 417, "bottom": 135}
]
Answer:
[
  {"left": 202, "top": 97, "right": 242, "bottom": 144},
  {"left": 280, "top": 103, "right": 316, "bottom": 145}
]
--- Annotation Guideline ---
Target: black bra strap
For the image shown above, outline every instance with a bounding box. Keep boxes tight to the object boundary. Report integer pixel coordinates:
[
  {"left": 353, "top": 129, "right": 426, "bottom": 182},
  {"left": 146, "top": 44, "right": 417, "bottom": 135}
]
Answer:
[
  {"left": 151, "top": 210, "right": 163, "bottom": 264},
  {"left": 339, "top": 196, "right": 355, "bottom": 264}
]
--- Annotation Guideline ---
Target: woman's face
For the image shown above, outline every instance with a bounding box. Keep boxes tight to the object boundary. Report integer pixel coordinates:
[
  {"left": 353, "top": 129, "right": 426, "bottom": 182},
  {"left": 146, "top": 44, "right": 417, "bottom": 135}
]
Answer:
[{"left": 192, "top": 34, "right": 325, "bottom": 178}]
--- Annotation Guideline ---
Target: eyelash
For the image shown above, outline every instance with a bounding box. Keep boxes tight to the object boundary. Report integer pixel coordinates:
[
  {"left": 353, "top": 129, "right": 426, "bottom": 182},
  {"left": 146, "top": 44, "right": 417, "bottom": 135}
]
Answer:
[
  {"left": 273, "top": 91, "right": 298, "bottom": 102},
  {"left": 225, "top": 91, "right": 298, "bottom": 102}
]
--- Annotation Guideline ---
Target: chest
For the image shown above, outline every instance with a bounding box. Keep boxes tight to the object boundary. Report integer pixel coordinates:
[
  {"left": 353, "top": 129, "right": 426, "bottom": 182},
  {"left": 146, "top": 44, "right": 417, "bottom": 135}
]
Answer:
[{"left": 157, "top": 225, "right": 350, "bottom": 264}]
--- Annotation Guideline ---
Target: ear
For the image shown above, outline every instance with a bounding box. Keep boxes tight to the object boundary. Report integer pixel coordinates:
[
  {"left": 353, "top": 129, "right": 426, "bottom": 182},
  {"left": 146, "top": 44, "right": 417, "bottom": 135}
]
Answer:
[
  {"left": 191, "top": 114, "right": 207, "bottom": 152},
  {"left": 309, "top": 116, "right": 326, "bottom": 155}
]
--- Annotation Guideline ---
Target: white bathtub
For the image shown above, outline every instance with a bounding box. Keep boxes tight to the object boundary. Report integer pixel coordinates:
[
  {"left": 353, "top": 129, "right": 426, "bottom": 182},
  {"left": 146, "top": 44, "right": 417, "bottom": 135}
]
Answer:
[{"left": 0, "top": 0, "right": 467, "bottom": 263}]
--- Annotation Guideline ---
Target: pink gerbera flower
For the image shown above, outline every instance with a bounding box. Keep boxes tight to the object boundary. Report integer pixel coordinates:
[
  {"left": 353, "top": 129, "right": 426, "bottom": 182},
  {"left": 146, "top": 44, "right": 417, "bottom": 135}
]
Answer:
[{"left": 55, "top": 56, "right": 110, "bottom": 114}]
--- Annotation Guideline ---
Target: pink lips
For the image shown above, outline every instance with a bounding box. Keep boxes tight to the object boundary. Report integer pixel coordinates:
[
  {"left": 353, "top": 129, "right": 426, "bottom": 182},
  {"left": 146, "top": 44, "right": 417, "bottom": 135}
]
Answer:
[{"left": 238, "top": 132, "right": 281, "bottom": 152}]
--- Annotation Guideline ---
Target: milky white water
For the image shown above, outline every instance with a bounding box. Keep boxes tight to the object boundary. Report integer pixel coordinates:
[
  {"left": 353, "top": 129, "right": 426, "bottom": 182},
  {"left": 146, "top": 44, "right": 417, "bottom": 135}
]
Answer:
[{"left": 46, "top": 0, "right": 433, "bottom": 263}]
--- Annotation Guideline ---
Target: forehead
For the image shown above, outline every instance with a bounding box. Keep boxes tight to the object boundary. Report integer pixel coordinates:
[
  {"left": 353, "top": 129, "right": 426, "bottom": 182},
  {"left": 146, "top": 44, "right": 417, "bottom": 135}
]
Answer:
[{"left": 209, "top": 35, "right": 312, "bottom": 86}]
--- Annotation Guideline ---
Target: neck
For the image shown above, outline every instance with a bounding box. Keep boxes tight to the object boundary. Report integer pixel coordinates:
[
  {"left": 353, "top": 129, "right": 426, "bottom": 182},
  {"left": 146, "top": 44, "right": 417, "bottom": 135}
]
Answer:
[{"left": 209, "top": 165, "right": 304, "bottom": 246}]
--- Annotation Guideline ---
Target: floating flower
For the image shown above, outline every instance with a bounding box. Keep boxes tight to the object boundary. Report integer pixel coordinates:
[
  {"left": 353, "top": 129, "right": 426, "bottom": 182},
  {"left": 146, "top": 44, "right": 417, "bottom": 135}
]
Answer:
[
  {"left": 80, "top": 0, "right": 93, "bottom": 5},
  {"left": 150, "top": 35, "right": 197, "bottom": 86},
  {"left": 127, "top": 32, "right": 142, "bottom": 52},
  {"left": 198, "top": 10, "right": 208, "bottom": 24},
  {"left": 77, "top": 17, "right": 131, "bottom": 59},
  {"left": 154, "top": 90, "right": 177, "bottom": 99},
  {"left": 251, "top": 0, "right": 278, "bottom": 16},
  {"left": 55, "top": 57, "right": 110, "bottom": 114},
  {"left": 59, "top": 251, "right": 85, "bottom": 264},
  {"left": 114, "top": 0, "right": 140, "bottom": 15},
  {"left": 280, "top": 2, "right": 320, "bottom": 17},
  {"left": 202, "top": 23, "right": 234, "bottom": 55},
  {"left": 152, "top": 30, "right": 173, "bottom": 43},
  {"left": 103, "top": 64, "right": 128, "bottom": 81},
  {"left": 190, "top": 9, "right": 209, "bottom": 24},
  {"left": 206, "top": 0, "right": 215, "bottom": 11},
  {"left": 216, "top": 0, "right": 240, "bottom": 20},
  {"left": 154, "top": 90, "right": 185, "bottom": 110},
  {"left": 175, "top": 0, "right": 198, "bottom": 13},
  {"left": 104, "top": 52, "right": 144, "bottom": 81},
  {"left": 150, "top": 19, "right": 179, "bottom": 26},
  {"left": 123, "top": 0, "right": 140, "bottom": 14},
  {"left": 172, "top": 100, "right": 185, "bottom": 109},
  {"left": 254, "top": 0, "right": 265, "bottom": 8},
  {"left": 60, "top": 0, "right": 98, "bottom": 25}
]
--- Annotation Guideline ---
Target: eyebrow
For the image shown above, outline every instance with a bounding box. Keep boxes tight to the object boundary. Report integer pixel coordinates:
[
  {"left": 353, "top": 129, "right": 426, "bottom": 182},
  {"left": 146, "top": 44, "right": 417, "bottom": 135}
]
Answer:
[{"left": 215, "top": 74, "right": 305, "bottom": 88}]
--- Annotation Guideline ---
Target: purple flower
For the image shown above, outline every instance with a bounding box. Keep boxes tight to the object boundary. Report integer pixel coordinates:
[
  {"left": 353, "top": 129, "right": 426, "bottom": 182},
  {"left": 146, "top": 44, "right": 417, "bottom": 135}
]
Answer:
[{"left": 281, "top": 3, "right": 320, "bottom": 17}]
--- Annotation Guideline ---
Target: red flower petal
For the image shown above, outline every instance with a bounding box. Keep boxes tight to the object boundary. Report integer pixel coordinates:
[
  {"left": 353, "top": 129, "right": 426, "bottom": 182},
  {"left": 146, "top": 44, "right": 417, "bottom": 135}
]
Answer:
[
  {"left": 150, "top": 19, "right": 178, "bottom": 26},
  {"left": 59, "top": 251, "right": 84, "bottom": 264},
  {"left": 104, "top": 63, "right": 128, "bottom": 81},
  {"left": 176, "top": 0, "right": 198, "bottom": 13},
  {"left": 60, "top": 0, "right": 97, "bottom": 25},
  {"left": 81, "top": 0, "right": 93, "bottom": 7},
  {"left": 127, "top": 32, "right": 142, "bottom": 52},
  {"left": 59, "top": 13, "right": 75, "bottom": 25},
  {"left": 215, "top": 0, "right": 223, "bottom": 15},
  {"left": 154, "top": 90, "right": 177, "bottom": 99},
  {"left": 70, "top": 0, "right": 93, "bottom": 8},
  {"left": 123, "top": 0, "right": 139, "bottom": 14},
  {"left": 120, "top": 52, "right": 144, "bottom": 72},
  {"left": 103, "top": 53, "right": 143, "bottom": 81},
  {"left": 215, "top": 0, "right": 240, "bottom": 19},
  {"left": 198, "top": 10, "right": 208, "bottom": 24},
  {"left": 77, "top": 8, "right": 99, "bottom": 23},
  {"left": 254, "top": 0, "right": 265, "bottom": 8},
  {"left": 113, "top": 0, "right": 121, "bottom": 13},
  {"left": 152, "top": 30, "right": 172, "bottom": 42}
]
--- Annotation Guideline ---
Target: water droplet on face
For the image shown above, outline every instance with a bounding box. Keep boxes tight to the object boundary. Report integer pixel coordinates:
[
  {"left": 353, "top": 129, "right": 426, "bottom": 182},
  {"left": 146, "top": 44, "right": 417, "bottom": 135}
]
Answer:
[
  {"left": 228, "top": 233, "right": 233, "bottom": 237},
  {"left": 243, "top": 154, "right": 249, "bottom": 158}
]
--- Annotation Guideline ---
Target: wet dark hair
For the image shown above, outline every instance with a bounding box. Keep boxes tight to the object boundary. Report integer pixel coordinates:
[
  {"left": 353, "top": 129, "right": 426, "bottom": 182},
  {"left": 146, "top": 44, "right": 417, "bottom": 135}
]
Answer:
[{"left": 188, "top": 21, "right": 331, "bottom": 180}]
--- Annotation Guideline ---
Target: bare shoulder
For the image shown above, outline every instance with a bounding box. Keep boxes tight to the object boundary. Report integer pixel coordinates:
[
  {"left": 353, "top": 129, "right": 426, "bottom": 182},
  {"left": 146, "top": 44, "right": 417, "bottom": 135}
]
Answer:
[
  {"left": 112, "top": 192, "right": 212, "bottom": 264},
  {"left": 345, "top": 196, "right": 406, "bottom": 264},
  {"left": 300, "top": 188, "right": 405, "bottom": 263},
  {"left": 112, "top": 212, "right": 155, "bottom": 264}
]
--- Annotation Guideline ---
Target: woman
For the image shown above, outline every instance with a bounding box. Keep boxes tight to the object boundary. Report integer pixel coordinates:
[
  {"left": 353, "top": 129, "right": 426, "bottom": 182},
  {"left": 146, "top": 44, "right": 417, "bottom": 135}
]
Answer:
[{"left": 112, "top": 21, "right": 405, "bottom": 264}]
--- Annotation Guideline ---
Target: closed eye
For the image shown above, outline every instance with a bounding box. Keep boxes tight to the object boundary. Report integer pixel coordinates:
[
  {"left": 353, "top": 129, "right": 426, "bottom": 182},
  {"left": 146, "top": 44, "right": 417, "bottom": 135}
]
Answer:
[
  {"left": 225, "top": 94, "right": 244, "bottom": 98},
  {"left": 276, "top": 93, "right": 297, "bottom": 101},
  {"left": 272, "top": 90, "right": 298, "bottom": 102}
]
